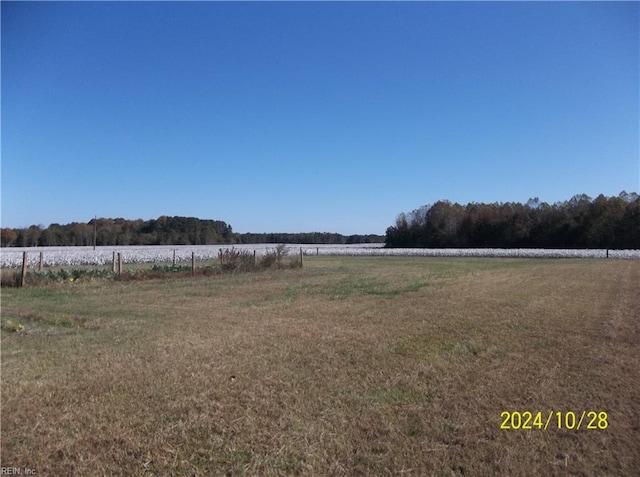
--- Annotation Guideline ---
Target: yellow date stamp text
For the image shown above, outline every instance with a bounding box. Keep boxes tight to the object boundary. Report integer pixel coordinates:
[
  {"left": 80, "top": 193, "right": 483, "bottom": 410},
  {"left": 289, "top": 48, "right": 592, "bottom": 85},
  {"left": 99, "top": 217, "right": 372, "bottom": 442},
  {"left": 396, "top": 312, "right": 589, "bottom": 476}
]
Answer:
[{"left": 500, "top": 411, "right": 608, "bottom": 430}]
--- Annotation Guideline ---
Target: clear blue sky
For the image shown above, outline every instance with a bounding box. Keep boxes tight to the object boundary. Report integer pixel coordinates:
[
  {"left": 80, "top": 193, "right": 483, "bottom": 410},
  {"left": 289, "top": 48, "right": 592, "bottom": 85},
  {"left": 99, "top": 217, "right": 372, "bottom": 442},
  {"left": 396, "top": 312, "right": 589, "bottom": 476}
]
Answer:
[{"left": 2, "top": 1, "right": 638, "bottom": 234}]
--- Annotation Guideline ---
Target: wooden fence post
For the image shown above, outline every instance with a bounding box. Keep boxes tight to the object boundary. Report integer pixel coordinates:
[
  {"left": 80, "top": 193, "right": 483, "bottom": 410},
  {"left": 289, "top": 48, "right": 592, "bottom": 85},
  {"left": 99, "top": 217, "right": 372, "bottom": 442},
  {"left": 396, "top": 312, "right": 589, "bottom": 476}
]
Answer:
[
  {"left": 606, "top": 249, "right": 609, "bottom": 258},
  {"left": 21, "top": 251, "right": 28, "bottom": 287},
  {"left": 300, "top": 247, "right": 304, "bottom": 268},
  {"left": 191, "top": 252, "right": 196, "bottom": 276},
  {"left": 112, "top": 251, "right": 117, "bottom": 272},
  {"left": 39, "top": 251, "right": 44, "bottom": 271},
  {"left": 317, "top": 247, "right": 319, "bottom": 256},
  {"left": 173, "top": 250, "right": 177, "bottom": 266},
  {"left": 253, "top": 250, "right": 257, "bottom": 267}
]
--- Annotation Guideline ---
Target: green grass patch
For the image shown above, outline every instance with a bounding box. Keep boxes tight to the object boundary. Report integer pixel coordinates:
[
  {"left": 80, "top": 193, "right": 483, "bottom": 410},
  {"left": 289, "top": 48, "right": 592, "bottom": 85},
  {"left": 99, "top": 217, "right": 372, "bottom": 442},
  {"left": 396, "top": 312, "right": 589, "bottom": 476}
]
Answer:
[
  {"left": 371, "top": 383, "right": 432, "bottom": 405},
  {"left": 324, "top": 276, "right": 430, "bottom": 299}
]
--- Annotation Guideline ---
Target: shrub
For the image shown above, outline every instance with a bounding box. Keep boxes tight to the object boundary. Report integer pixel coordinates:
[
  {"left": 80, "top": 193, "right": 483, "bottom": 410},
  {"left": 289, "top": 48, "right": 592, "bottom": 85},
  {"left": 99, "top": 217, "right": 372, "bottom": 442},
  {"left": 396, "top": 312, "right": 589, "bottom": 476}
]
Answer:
[
  {"left": 260, "top": 244, "right": 301, "bottom": 270},
  {"left": 35, "top": 268, "right": 115, "bottom": 282},
  {"left": 260, "top": 244, "right": 285, "bottom": 269},
  {"left": 150, "top": 264, "right": 192, "bottom": 273},
  {"left": 218, "top": 247, "right": 255, "bottom": 272},
  {"left": 0, "top": 269, "right": 21, "bottom": 287}
]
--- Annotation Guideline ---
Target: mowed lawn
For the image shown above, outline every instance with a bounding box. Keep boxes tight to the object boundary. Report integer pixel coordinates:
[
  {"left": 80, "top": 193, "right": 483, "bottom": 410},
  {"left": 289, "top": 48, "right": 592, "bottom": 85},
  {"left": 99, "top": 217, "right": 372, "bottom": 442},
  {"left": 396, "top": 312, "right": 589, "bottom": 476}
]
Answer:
[{"left": 1, "top": 257, "right": 638, "bottom": 476}]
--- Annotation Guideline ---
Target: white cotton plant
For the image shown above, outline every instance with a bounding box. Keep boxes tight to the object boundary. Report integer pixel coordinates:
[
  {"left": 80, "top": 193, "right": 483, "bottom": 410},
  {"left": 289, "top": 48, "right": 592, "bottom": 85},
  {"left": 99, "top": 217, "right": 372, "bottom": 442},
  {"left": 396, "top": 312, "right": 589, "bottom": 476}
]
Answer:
[{"left": 1, "top": 244, "right": 639, "bottom": 269}]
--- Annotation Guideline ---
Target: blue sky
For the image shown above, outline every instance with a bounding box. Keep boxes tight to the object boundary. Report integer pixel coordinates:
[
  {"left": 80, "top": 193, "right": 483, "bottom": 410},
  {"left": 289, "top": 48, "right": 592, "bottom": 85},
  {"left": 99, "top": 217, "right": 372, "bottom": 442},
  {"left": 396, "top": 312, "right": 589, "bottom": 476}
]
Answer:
[{"left": 2, "top": 1, "right": 638, "bottom": 235}]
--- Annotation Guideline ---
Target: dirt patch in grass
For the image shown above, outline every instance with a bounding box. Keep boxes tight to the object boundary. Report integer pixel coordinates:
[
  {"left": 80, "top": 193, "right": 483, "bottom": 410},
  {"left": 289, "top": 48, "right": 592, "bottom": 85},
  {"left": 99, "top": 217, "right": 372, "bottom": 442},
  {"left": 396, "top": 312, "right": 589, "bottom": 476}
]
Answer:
[{"left": 1, "top": 257, "right": 638, "bottom": 475}]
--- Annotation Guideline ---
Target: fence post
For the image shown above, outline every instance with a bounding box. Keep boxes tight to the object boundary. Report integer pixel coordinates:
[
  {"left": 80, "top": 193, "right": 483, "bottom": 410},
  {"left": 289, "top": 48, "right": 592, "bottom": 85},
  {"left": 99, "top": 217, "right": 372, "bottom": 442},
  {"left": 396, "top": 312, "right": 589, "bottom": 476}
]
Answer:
[
  {"left": 253, "top": 250, "right": 257, "bottom": 267},
  {"left": 39, "top": 251, "right": 44, "bottom": 271},
  {"left": 191, "top": 252, "right": 196, "bottom": 276},
  {"left": 173, "top": 250, "right": 176, "bottom": 266},
  {"left": 112, "top": 251, "right": 117, "bottom": 272},
  {"left": 300, "top": 247, "right": 304, "bottom": 268},
  {"left": 606, "top": 249, "right": 609, "bottom": 258},
  {"left": 118, "top": 252, "right": 123, "bottom": 275},
  {"left": 21, "top": 251, "right": 28, "bottom": 287},
  {"left": 317, "top": 247, "right": 319, "bottom": 256}
]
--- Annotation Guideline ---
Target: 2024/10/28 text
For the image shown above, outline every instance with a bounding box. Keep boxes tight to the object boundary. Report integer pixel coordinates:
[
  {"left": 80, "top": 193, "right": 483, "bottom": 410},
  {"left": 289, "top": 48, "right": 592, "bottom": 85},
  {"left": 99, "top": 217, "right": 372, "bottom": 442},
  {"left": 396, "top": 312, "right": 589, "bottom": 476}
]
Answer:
[{"left": 501, "top": 411, "right": 608, "bottom": 430}]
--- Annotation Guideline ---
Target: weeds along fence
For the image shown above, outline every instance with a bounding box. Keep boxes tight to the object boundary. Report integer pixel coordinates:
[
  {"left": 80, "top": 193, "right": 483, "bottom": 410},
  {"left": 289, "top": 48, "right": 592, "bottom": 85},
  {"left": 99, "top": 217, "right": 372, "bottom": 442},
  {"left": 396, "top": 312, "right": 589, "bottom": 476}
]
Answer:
[
  {"left": 0, "top": 245, "right": 319, "bottom": 268},
  {"left": 1, "top": 245, "right": 307, "bottom": 287}
]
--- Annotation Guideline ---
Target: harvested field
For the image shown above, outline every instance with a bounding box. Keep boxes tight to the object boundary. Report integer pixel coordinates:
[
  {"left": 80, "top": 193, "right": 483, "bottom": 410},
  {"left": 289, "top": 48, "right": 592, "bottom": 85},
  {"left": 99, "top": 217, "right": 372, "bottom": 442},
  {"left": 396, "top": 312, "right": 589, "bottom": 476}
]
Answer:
[{"left": 1, "top": 257, "right": 638, "bottom": 475}]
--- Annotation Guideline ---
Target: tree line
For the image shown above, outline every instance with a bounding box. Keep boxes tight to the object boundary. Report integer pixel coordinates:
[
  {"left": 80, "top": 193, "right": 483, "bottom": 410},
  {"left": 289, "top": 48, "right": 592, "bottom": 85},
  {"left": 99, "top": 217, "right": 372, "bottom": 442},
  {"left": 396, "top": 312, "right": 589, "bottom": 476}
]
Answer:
[
  {"left": 385, "top": 192, "right": 640, "bottom": 249},
  {"left": 234, "top": 232, "right": 384, "bottom": 245},
  {"left": 0, "top": 216, "right": 384, "bottom": 247}
]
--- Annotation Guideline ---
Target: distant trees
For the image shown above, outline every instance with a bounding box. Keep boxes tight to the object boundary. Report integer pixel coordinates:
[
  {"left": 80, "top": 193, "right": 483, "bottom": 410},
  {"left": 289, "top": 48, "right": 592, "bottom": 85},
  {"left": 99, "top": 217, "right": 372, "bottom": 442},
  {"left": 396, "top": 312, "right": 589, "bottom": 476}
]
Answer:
[
  {"left": 233, "top": 232, "right": 384, "bottom": 245},
  {"left": 1, "top": 216, "right": 235, "bottom": 247},
  {"left": 2, "top": 225, "right": 44, "bottom": 247},
  {"left": 385, "top": 192, "right": 640, "bottom": 249},
  {"left": 0, "top": 216, "right": 385, "bottom": 247},
  {"left": 131, "top": 216, "right": 233, "bottom": 245},
  {"left": 1, "top": 228, "right": 18, "bottom": 247}
]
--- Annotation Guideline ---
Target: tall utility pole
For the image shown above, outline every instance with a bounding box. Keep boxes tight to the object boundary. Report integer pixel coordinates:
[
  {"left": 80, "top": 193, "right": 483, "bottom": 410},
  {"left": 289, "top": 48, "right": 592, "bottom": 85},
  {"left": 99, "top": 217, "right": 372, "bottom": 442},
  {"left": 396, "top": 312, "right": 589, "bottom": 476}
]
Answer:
[{"left": 93, "top": 215, "right": 97, "bottom": 250}]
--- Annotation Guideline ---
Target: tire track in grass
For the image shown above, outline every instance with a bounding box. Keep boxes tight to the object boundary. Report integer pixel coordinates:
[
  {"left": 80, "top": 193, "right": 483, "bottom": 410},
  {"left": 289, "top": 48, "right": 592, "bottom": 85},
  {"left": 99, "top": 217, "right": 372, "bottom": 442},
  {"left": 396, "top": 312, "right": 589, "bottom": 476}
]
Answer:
[
  {"left": 601, "top": 261, "right": 639, "bottom": 345},
  {"left": 591, "top": 261, "right": 640, "bottom": 475}
]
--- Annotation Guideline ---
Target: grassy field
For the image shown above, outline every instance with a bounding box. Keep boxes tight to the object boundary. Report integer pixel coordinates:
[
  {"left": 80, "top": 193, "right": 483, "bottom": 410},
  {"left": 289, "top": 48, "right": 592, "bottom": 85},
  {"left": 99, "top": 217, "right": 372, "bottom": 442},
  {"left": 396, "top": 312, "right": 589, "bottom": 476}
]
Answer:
[{"left": 1, "top": 256, "right": 638, "bottom": 476}]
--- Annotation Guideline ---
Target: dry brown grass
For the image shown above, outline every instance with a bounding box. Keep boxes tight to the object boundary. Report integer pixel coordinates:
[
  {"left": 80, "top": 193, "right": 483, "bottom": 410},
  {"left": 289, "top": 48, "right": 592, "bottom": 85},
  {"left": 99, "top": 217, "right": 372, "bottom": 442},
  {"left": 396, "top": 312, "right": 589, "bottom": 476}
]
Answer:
[{"left": 1, "top": 257, "right": 638, "bottom": 476}]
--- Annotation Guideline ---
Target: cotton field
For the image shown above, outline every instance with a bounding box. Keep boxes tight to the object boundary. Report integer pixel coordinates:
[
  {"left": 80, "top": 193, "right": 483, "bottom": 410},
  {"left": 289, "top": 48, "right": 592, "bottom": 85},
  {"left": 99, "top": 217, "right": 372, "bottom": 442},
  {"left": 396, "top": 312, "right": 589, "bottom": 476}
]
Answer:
[
  {"left": 0, "top": 244, "right": 381, "bottom": 268},
  {"left": 1, "top": 244, "right": 639, "bottom": 268}
]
